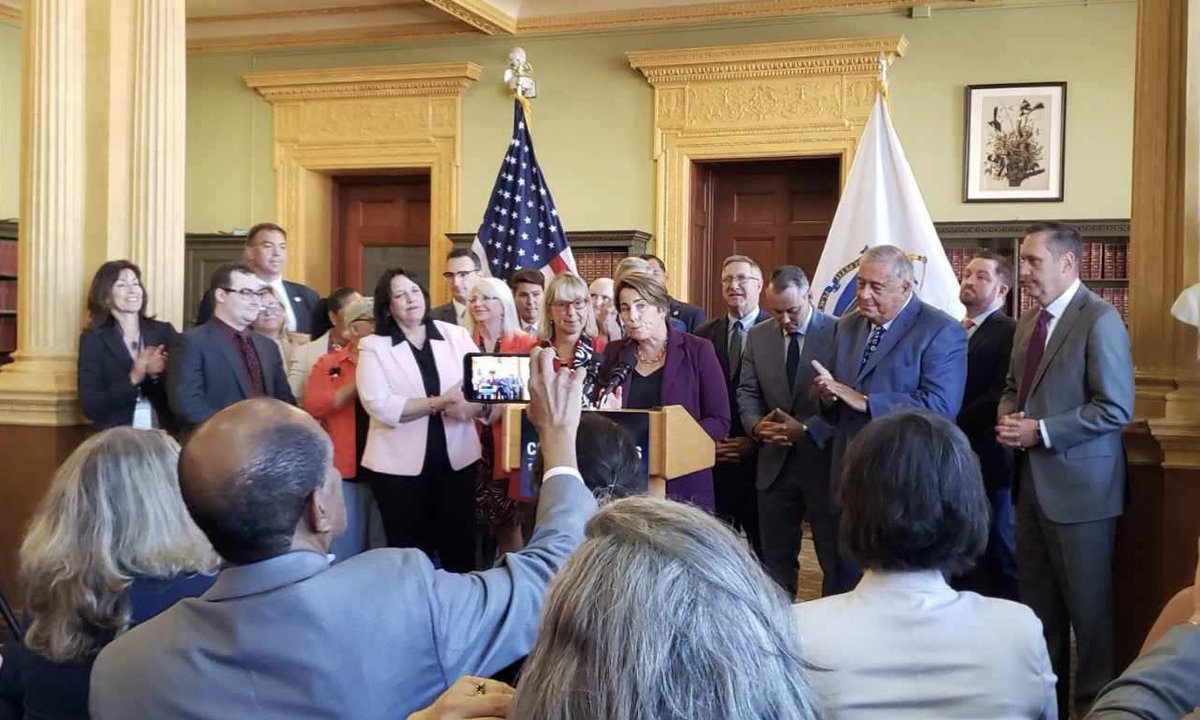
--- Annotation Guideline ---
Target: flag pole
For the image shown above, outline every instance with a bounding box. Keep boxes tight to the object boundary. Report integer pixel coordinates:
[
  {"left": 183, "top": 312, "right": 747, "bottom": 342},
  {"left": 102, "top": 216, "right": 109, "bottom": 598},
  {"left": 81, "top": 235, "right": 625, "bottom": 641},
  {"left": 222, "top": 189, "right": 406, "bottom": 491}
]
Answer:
[
  {"left": 877, "top": 52, "right": 892, "bottom": 111},
  {"left": 505, "top": 47, "right": 537, "bottom": 127}
]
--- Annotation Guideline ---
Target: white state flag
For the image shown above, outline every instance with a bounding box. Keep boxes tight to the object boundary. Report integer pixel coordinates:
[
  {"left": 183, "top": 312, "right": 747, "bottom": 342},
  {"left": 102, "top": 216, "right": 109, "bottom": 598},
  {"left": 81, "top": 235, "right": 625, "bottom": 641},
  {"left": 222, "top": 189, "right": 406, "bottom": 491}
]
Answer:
[{"left": 812, "top": 94, "right": 964, "bottom": 320}]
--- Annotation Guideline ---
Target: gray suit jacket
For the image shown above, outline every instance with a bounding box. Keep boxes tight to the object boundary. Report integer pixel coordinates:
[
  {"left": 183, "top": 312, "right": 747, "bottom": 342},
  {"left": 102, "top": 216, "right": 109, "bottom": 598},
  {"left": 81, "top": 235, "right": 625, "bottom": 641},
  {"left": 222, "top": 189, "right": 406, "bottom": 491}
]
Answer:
[
  {"left": 1085, "top": 625, "right": 1200, "bottom": 719},
  {"left": 89, "top": 472, "right": 597, "bottom": 720},
  {"left": 430, "top": 302, "right": 458, "bottom": 325},
  {"left": 736, "top": 311, "right": 836, "bottom": 490},
  {"left": 998, "top": 285, "right": 1134, "bottom": 524}
]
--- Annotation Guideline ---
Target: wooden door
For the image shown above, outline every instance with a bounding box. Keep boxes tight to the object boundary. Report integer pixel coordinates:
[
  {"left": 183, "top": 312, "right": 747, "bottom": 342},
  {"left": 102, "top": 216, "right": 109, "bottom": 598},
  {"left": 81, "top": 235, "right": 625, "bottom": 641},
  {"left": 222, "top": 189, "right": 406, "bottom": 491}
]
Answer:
[
  {"left": 335, "top": 174, "right": 431, "bottom": 293},
  {"left": 694, "top": 158, "right": 840, "bottom": 317}
]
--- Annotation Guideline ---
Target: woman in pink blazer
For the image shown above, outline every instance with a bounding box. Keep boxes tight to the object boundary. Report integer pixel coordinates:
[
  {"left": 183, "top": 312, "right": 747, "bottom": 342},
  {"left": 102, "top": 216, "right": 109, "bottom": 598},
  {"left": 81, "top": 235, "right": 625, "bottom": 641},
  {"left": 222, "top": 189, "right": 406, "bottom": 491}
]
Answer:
[{"left": 356, "top": 267, "right": 484, "bottom": 572}]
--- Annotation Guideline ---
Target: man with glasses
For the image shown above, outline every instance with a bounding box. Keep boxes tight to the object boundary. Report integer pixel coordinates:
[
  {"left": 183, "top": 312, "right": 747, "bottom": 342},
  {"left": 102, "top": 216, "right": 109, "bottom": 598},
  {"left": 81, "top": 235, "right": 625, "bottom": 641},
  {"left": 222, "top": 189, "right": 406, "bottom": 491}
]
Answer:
[
  {"left": 169, "top": 262, "right": 297, "bottom": 433},
  {"left": 431, "top": 249, "right": 482, "bottom": 325},
  {"left": 695, "top": 255, "right": 771, "bottom": 559},
  {"left": 194, "top": 223, "right": 320, "bottom": 333}
]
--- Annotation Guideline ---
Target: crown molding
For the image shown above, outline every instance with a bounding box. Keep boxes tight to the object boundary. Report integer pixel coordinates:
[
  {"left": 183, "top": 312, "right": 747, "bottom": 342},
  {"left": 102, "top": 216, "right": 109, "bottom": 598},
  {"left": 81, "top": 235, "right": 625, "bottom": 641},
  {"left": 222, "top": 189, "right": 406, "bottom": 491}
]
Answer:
[
  {"left": 188, "top": 21, "right": 473, "bottom": 53},
  {"left": 627, "top": 35, "right": 906, "bottom": 84},
  {"left": 423, "top": 0, "right": 516, "bottom": 35},
  {"left": 189, "top": 2, "right": 424, "bottom": 24},
  {"left": 244, "top": 61, "right": 482, "bottom": 102}
]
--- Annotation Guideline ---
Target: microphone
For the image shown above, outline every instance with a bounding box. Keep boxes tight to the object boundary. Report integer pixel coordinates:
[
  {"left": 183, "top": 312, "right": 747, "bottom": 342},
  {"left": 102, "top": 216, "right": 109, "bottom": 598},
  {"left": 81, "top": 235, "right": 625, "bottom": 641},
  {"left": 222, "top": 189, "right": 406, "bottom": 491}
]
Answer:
[
  {"left": 594, "top": 345, "right": 636, "bottom": 407},
  {"left": 581, "top": 354, "right": 603, "bottom": 409}
]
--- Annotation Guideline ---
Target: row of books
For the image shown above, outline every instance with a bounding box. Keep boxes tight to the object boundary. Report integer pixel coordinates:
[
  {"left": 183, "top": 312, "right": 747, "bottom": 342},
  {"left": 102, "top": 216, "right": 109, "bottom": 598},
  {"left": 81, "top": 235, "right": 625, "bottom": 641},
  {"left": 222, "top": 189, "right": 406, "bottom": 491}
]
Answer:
[
  {"left": 574, "top": 251, "right": 629, "bottom": 284},
  {"left": 946, "top": 243, "right": 1129, "bottom": 281},
  {"left": 0, "top": 316, "right": 14, "bottom": 353},
  {"left": 0, "top": 240, "right": 14, "bottom": 277},
  {"left": 1018, "top": 285, "right": 1129, "bottom": 322},
  {"left": 0, "top": 280, "right": 14, "bottom": 312}
]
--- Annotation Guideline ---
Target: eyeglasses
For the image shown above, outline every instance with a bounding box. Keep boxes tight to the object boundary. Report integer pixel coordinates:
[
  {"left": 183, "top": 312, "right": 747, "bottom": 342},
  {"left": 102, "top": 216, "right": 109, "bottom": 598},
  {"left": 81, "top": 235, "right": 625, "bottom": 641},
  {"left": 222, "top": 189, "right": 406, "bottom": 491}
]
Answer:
[
  {"left": 721, "top": 274, "right": 761, "bottom": 286},
  {"left": 442, "top": 270, "right": 479, "bottom": 281},
  {"left": 552, "top": 299, "right": 589, "bottom": 312},
  {"left": 221, "top": 287, "right": 271, "bottom": 301},
  {"left": 259, "top": 304, "right": 283, "bottom": 315}
]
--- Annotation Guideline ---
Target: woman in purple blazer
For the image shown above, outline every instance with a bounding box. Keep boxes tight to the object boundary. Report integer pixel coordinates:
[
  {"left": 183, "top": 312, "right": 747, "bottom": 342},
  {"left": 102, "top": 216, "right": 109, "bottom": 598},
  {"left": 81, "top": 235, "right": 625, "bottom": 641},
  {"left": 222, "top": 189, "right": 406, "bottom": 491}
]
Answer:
[{"left": 597, "top": 269, "right": 729, "bottom": 511}]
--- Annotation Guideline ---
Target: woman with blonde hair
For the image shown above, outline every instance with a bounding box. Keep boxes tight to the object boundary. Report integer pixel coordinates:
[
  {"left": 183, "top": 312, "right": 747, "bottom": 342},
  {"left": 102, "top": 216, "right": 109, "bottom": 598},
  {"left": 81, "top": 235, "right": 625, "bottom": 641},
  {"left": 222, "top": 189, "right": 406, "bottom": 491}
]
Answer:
[
  {"left": 0, "top": 428, "right": 218, "bottom": 719},
  {"left": 463, "top": 276, "right": 537, "bottom": 556},
  {"left": 539, "top": 272, "right": 607, "bottom": 375},
  {"left": 252, "top": 284, "right": 310, "bottom": 369},
  {"left": 512, "top": 496, "right": 822, "bottom": 720}
]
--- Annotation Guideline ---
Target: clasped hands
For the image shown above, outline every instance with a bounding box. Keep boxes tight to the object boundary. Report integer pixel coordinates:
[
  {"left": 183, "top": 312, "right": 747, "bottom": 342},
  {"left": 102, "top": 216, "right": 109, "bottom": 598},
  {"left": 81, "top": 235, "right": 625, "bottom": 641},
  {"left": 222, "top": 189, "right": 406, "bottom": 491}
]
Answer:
[
  {"left": 752, "top": 408, "right": 806, "bottom": 447},
  {"left": 810, "top": 360, "right": 867, "bottom": 413},
  {"left": 995, "top": 411, "right": 1041, "bottom": 449}
]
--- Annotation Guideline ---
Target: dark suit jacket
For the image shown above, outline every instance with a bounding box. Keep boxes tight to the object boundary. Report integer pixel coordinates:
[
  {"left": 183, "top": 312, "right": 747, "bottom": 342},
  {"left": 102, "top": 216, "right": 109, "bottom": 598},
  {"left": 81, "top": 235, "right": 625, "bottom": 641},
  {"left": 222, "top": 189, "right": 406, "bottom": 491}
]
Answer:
[
  {"left": 77, "top": 318, "right": 180, "bottom": 433},
  {"left": 167, "top": 320, "right": 296, "bottom": 430},
  {"left": 429, "top": 302, "right": 458, "bottom": 325},
  {"left": 826, "top": 297, "right": 967, "bottom": 492},
  {"left": 195, "top": 280, "right": 319, "bottom": 333},
  {"left": 599, "top": 327, "right": 730, "bottom": 510},
  {"left": 694, "top": 309, "right": 770, "bottom": 437},
  {"left": 956, "top": 310, "right": 1016, "bottom": 492},
  {"left": 667, "top": 296, "right": 706, "bottom": 333}
]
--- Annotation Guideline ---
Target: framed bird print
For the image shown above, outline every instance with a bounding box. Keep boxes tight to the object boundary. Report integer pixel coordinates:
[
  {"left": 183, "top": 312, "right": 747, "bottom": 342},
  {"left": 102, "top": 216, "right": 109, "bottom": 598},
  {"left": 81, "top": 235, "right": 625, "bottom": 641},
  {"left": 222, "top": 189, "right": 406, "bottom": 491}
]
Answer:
[{"left": 963, "top": 82, "right": 1066, "bottom": 202}]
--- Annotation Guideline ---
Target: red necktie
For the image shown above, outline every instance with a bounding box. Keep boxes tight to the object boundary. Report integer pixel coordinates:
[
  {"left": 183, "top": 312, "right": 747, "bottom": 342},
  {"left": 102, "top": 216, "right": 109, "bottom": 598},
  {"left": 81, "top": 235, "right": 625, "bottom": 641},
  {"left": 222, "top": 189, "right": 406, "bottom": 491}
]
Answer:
[
  {"left": 1017, "top": 310, "right": 1052, "bottom": 412},
  {"left": 235, "top": 332, "right": 266, "bottom": 397}
]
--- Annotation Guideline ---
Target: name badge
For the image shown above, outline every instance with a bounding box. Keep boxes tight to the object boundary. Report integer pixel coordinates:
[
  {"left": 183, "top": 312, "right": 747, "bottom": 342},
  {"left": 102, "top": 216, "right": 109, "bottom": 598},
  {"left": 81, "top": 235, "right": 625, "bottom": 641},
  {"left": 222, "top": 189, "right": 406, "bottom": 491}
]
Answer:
[{"left": 132, "top": 397, "right": 154, "bottom": 430}]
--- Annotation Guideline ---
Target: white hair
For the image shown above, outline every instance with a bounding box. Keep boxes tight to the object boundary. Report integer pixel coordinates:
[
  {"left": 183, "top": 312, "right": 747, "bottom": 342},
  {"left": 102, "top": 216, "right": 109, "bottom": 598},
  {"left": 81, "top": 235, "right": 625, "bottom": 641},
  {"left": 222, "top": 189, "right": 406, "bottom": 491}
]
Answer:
[{"left": 462, "top": 276, "right": 520, "bottom": 337}]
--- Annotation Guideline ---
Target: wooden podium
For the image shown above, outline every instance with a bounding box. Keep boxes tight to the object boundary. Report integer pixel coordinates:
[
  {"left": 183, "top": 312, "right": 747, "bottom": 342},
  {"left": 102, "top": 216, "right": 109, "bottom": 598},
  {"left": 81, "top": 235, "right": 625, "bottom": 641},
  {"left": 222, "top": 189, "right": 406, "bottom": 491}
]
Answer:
[{"left": 499, "top": 405, "right": 716, "bottom": 493}]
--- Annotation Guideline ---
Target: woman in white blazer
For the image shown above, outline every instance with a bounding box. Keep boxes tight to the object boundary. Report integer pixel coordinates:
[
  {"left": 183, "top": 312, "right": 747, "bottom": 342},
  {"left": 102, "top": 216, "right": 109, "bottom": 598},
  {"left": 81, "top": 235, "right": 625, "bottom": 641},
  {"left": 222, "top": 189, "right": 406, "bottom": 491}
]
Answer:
[
  {"left": 792, "top": 410, "right": 1057, "bottom": 720},
  {"left": 357, "top": 268, "right": 484, "bottom": 572}
]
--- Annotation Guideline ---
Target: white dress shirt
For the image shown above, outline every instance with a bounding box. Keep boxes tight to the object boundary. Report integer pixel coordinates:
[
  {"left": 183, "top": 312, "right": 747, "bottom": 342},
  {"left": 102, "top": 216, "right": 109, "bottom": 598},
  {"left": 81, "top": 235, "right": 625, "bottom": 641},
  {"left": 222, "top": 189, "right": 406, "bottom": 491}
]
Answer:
[
  {"left": 963, "top": 306, "right": 1001, "bottom": 340},
  {"left": 726, "top": 305, "right": 759, "bottom": 359},
  {"left": 453, "top": 300, "right": 467, "bottom": 324},
  {"left": 782, "top": 305, "right": 816, "bottom": 360}
]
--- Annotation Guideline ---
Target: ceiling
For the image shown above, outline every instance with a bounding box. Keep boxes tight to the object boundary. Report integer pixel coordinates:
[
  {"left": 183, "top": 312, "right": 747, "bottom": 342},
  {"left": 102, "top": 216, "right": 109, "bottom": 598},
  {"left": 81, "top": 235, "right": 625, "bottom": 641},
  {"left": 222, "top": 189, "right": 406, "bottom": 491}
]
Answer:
[{"left": 0, "top": 0, "right": 1004, "bottom": 52}]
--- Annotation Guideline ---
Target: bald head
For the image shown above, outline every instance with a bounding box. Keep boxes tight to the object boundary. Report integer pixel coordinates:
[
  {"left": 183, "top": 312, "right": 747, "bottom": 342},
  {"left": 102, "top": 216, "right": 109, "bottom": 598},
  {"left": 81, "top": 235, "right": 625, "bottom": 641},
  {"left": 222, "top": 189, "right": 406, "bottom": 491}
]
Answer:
[{"left": 181, "top": 399, "right": 340, "bottom": 565}]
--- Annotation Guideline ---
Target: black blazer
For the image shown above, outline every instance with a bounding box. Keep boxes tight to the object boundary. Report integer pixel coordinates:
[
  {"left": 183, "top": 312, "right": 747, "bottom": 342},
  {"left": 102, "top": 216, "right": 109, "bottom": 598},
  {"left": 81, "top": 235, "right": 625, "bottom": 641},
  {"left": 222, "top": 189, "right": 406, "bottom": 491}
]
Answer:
[
  {"left": 77, "top": 318, "right": 180, "bottom": 433},
  {"left": 956, "top": 310, "right": 1016, "bottom": 492},
  {"left": 694, "top": 309, "right": 770, "bottom": 437},
  {"left": 667, "top": 296, "right": 706, "bottom": 333},
  {"left": 167, "top": 319, "right": 296, "bottom": 431},
  {"left": 195, "top": 280, "right": 320, "bottom": 333}
]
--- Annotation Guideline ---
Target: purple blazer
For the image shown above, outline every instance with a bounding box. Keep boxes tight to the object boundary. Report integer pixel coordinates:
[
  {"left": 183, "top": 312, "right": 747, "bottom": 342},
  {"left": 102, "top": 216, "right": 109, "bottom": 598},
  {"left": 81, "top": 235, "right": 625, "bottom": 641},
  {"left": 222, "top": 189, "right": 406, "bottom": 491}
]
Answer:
[{"left": 599, "top": 327, "right": 730, "bottom": 511}]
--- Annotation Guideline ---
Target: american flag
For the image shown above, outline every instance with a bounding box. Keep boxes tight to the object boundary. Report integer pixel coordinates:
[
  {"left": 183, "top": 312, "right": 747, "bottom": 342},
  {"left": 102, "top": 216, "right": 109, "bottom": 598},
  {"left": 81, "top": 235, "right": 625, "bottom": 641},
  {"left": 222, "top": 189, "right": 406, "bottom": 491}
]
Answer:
[{"left": 471, "top": 100, "right": 576, "bottom": 281}]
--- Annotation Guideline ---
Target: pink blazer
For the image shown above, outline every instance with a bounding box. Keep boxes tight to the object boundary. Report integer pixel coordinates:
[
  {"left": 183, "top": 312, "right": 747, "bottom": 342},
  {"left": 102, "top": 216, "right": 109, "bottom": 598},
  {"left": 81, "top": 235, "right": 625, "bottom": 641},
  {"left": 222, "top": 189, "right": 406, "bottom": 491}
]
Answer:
[{"left": 357, "top": 321, "right": 481, "bottom": 476}]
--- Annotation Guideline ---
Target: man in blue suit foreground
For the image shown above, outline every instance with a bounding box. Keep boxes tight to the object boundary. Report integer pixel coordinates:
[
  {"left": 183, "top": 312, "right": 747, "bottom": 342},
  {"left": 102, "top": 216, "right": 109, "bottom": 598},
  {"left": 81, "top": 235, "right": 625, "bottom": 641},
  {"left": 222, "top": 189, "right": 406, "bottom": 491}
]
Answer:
[
  {"left": 90, "top": 348, "right": 598, "bottom": 720},
  {"left": 812, "top": 244, "right": 967, "bottom": 589}
]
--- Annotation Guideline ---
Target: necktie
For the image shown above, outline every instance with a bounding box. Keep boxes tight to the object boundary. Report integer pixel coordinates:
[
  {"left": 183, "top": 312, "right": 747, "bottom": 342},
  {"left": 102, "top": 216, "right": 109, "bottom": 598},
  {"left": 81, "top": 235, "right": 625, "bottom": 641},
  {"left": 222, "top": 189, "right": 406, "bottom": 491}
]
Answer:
[
  {"left": 525, "top": 324, "right": 536, "bottom": 335},
  {"left": 860, "top": 325, "right": 886, "bottom": 370},
  {"left": 786, "top": 332, "right": 801, "bottom": 392},
  {"left": 1017, "top": 310, "right": 1052, "bottom": 412},
  {"left": 235, "top": 333, "right": 266, "bottom": 397},
  {"left": 728, "top": 321, "right": 744, "bottom": 381},
  {"left": 961, "top": 318, "right": 975, "bottom": 331}
]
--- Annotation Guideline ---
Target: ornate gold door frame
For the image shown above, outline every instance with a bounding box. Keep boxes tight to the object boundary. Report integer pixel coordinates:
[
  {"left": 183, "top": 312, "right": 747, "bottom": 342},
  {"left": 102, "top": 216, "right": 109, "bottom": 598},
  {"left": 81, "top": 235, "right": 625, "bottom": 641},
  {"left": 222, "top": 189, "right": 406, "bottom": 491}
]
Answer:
[
  {"left": 245, "top": 63, "right": 481, "bottom": 297},
  {"left": 628, "top": 36, "right": 906, "bottom": 297}
]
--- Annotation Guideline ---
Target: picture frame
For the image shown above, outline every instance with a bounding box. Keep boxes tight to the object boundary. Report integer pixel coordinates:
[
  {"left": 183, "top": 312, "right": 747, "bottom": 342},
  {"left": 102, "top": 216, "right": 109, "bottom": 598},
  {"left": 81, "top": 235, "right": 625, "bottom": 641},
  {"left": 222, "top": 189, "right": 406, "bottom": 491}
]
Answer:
[{"left": 962, "top": 82, "right": 1066, "bottom": 203}]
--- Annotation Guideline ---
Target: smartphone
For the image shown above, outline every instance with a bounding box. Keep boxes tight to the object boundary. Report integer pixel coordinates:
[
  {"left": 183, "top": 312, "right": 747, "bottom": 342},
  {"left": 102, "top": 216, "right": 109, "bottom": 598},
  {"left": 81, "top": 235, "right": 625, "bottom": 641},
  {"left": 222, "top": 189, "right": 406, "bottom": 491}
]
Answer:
[{"left": 462, "top": 353, "right": 532, "bottom": 403}]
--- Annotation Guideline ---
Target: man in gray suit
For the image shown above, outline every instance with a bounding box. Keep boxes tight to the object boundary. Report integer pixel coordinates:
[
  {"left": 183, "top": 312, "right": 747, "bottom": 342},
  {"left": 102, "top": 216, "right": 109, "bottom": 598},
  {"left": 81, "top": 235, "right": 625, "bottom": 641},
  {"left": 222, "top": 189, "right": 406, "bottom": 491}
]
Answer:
[
  {"left": 997, "top": 221, "right": 1134, "bottom": 718},
  {"left": 737, "top": 265, "right": 846, "bottom": 598},
  {"left": 90, "top": 348, "right": 598, "bottom": 720},
  {"left": 430, "top": 248, "right": 482, "bottom": 325}
]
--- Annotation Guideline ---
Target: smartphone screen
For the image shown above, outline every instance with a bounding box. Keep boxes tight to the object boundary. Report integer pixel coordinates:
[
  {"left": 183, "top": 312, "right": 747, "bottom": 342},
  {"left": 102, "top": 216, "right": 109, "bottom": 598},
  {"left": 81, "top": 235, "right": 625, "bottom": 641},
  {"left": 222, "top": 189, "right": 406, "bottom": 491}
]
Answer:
[{"left": 462, "top": 353, "right": 532, "bottom": 403}]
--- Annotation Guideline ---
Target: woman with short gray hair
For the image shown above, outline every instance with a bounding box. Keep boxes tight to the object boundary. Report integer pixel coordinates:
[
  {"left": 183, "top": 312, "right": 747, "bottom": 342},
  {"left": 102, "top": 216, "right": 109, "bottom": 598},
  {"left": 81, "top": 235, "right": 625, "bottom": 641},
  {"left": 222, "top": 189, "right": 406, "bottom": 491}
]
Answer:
[{"left": 512, "top": 496, "right": 822, "bottom": 720}]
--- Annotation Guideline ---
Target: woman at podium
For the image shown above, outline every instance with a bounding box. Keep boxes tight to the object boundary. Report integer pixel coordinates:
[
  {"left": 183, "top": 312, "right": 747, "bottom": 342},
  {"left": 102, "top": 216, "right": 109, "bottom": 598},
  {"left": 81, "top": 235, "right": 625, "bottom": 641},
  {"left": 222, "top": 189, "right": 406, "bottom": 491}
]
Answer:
[{"left": 597, "top": 269, "right": 729, "bottom": 511}]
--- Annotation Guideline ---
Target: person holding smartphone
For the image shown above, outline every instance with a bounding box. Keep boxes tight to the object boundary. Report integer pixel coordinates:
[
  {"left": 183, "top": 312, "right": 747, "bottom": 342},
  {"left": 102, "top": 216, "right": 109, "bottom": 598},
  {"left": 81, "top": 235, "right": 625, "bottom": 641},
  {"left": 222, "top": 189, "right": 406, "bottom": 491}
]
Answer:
[{"left": 357, "top": 268, "right": 484, "bottom": 572}]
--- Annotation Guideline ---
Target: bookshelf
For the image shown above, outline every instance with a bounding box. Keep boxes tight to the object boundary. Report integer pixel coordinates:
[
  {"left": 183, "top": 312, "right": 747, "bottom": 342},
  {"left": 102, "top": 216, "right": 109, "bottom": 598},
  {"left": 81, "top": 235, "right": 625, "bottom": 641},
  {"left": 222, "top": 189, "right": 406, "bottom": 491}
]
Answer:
[
  {"left": 0, "top": 220, "right": 16, "bottom": 366},
  {"left": 935, "top": 219, "right": 1130, "bottom": 323},
  {"left": 445, "top": 230, "right": 651, "bottom": 284}
]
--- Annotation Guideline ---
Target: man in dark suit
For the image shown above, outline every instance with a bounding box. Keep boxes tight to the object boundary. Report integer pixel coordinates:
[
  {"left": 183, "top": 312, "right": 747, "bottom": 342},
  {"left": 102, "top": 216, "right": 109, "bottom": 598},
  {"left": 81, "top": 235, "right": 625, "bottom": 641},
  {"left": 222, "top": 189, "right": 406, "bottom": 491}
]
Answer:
[
  {"left": 169, "top": 262, "right": 296, "bottom": 431},
  {"left": 695, "top": 255, "right": 769, "bottom": 557},
  {"left": 813, "top": 245, "right": 967, "bottom": 591},
  {"left": 91, "top": 348, "right": 598, "bottom": 720},
  {"left": 738, "top": 265, "right": 846, "bottom": 597},
  {"left": 952, "top": 251, "right": 1018, "bottom": 601},
  {"left": 430, "top": 249, "right": 481, "bottom": 325},
  {"left": 638, "top": 253, "right": 705, "bottom": 332},
  {"left": 195, "top": 223, "right": 320, "bottom": 333},
  {"left": 997, "top": 222, "right": 1134, "bottom": 717}
]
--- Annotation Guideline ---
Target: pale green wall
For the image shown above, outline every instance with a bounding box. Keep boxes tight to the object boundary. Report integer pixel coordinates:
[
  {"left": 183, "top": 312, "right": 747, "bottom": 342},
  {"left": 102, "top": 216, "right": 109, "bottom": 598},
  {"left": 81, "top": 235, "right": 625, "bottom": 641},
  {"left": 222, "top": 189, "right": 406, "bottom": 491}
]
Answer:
[
  {"left": 0, "top": 20, "right": 20, "bottom": 221},
  {"left": 186, "top": 0, "right": 1136, "bottom": 234}
]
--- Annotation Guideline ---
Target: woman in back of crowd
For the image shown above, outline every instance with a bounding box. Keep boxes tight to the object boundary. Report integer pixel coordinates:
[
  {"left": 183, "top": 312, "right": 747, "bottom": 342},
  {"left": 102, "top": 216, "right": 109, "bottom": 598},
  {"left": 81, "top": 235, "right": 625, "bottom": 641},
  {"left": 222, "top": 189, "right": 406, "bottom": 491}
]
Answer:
[
  {"left": 77, "top": 260, "right": 178, "bottom": 434},
  {"left": 511, "top": 496, "right": 821, "bottom": 719},
  {"left": 0, "top": 428, "right": 219, "bottom": 720},
  {"left": 793, "top": 410, "right": 1056, "bottom": 720},
  {"left": 290, "top": 286, "right": 361, "bottom": 401},
  {"left": 303, "top": 296, "right": 385, "bottom": 562},
  {"left": 462, "top": 277, "right": 537, "bottom": 556},
  {"left": 252, "top": 285, "right": 309, "bottom": 370},
  {"left": 356, "top": 268, "right": 483, "bottom": 572}
]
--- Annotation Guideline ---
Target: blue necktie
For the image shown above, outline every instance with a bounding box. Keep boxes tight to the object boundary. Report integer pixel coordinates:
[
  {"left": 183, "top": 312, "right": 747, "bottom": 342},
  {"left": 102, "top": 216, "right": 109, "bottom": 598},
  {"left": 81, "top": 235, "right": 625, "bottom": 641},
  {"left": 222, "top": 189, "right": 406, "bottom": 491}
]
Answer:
[
  {"left": 786, "top": 332, "right": 801, "bottom": 392},
  {"left": 860, "top": 325, "right": 886, "bottom": 370}
]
